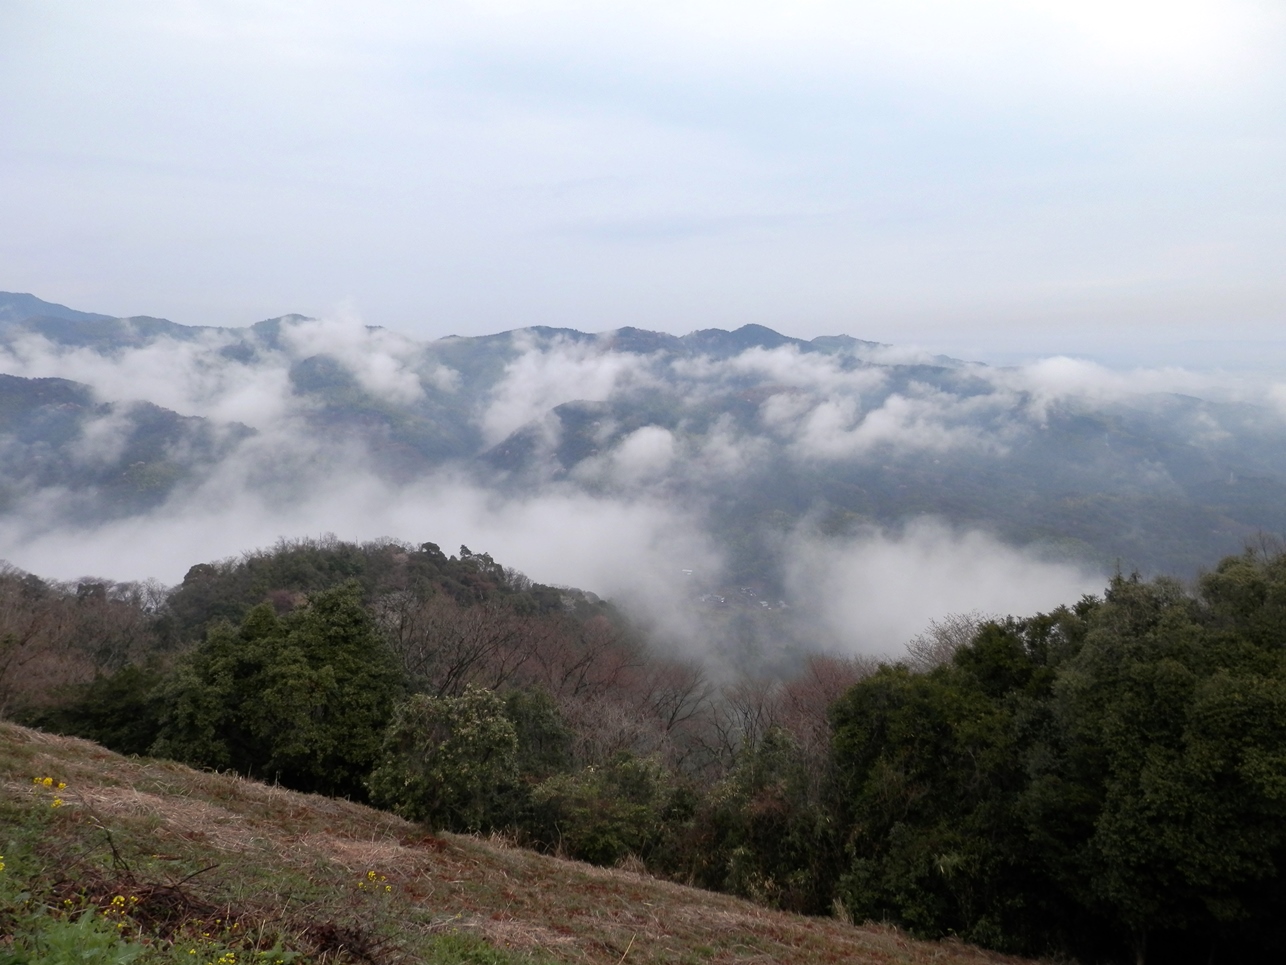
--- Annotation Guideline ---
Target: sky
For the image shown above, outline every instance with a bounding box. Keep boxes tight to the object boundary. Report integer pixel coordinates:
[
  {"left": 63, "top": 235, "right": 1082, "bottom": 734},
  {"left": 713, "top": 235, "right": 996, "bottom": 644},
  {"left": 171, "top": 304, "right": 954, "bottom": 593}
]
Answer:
[{"left": 3, "top": 1, "right": 1285, "bottom": 367}]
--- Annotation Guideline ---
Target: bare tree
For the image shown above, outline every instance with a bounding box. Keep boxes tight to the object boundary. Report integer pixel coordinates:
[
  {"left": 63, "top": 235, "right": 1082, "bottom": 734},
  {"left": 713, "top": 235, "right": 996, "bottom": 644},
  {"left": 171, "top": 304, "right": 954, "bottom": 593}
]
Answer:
[
  {"left": 635, "top": 660, "right": 712, "bottom": 733},
  {"left": 374, "top": 591, "right": 539, "bottom": 698},
  {"left": 523, "top": 614, "right": 640, "bottom": 702},
  {"left": 0, "top": 566, "right": 161, "bottom": 717},
  {"left": 690, "top": 675, "right": 777, "bottom": 776},
  {"left": 903, "top": 611, "right": 994, "bottom": 672},
  {"left": 776, "top": 654, "right": 876, "bottom": 762}
]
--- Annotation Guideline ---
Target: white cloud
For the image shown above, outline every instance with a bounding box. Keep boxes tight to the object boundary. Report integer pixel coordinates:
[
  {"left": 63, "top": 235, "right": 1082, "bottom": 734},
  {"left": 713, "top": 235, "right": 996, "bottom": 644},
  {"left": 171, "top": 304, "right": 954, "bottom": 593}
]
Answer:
[
  {"left": 758, "top": 390, "right": 816, "bottom": 432},
  {"left": 0, "top": 330, "right": 296, "bottom": 427},
  {"left": 783, "top": 385, "right": 1007, "bottom": 460},
  {"left": 6, "top": 318, "right": 1286, "bottom": 671},
  {"left": 688, "top": 414, "right": 769, "bottom": 481},
  {"left": 280, "top": 311, "right": 437, "bottom": 405},
  {"left": 1270, "top": 383, "right": 1286, "bottom": 419},
  {"left": 68, "top": 405, "right": 135, "bottom": 467},
  {"left": 990, "top": 356, "right": 1237, "bottom": 420},
  {"left": 677, "top": 346, "right": 885, "bottom": 397},
  {"left": 479, "top": 335, "right": 659, "bottom": 445},
  {"left": 409, "top": 0, "right": 1273, "bottom": 97},
  {"left": 0, "top": 454, "right": 720, "bottom": 621},
  {"left": 784, "top": 518, "right": 1103, "bottom": 656},
  {"left": 609, "top": 425, "right": 676, "bottom": 486}
]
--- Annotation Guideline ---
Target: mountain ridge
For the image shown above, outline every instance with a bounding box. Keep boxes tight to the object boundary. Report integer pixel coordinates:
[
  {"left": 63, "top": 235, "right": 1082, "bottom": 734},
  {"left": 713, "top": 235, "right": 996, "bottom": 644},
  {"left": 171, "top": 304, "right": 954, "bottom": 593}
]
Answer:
[
  {"left": 1, "top": 290, "right": 910, "bottom": 363},
  {"left": 2, "top": 291, "right": 1285, "bottom": 619}
]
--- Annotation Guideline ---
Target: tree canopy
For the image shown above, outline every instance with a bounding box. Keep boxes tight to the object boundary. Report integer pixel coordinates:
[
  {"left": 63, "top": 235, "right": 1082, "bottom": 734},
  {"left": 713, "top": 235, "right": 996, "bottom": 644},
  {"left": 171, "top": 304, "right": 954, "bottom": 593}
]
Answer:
[{"left": 152, "top": 582, "right": 403, "bottom": 798}]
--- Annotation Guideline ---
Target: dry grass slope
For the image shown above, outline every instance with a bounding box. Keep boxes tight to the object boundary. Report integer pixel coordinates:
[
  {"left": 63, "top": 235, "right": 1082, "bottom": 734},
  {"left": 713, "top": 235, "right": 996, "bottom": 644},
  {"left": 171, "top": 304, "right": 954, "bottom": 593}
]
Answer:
[{"left": 0, "top": 721, "right": 1043, "bottom": 965}]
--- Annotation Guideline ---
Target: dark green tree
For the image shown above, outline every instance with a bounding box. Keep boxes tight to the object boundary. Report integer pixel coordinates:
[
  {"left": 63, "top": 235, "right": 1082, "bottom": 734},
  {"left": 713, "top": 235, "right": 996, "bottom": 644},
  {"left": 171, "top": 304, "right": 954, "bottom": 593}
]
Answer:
[
  {"left": 1028, "top": 567, "right": 1286, "bottom": 963},
  {"left": 367, "top": 686, "right": 519, "bottom": 831},
  {"left": 679, "top": 725, "right": 839, "bottom": 913},
  {"left": 529, "top": 753, "right": 677, "bottom": 866},
  {"left": 830, "top": 604, "right": 1094, "bottom": 955},
  {"left": 151, "top": 582, "right": 403, "bottom": 798}
]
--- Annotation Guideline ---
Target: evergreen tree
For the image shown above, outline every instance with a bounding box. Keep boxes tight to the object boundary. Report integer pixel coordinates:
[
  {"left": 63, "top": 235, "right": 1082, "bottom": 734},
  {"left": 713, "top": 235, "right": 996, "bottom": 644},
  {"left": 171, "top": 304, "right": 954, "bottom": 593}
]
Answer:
[{"left": 152, "top": 582, "right": 403, "bottom": 798}]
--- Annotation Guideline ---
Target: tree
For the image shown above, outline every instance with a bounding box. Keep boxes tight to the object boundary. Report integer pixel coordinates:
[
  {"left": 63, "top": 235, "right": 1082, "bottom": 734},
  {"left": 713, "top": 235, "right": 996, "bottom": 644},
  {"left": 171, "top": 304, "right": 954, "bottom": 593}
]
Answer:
[
  {"left": 151, "top": 582, "right": 402, "bottom": 798},
  {"left": 529, "top": 752, "right": 677, "bottom": 867},
  {"left": 903, "top": 611, "right": 993, "bottom": 672},
  {"left": 367, "top": 686, "right": 518, "bottom": 831},
  {"left": 1029, "top": 569, "right": 1286, "bottom": 963},
  {"left": 683, "top": 724, "right": 841, "bottom": 913},
  {"left": 826, "top": 557, "right": 1286, "bottom": 963},
  {"left": 830, "top": 605, "right": 1092, "bottom": 955},
  {"left": 373, "top": 591, "right": 539, "bottom": 697}
]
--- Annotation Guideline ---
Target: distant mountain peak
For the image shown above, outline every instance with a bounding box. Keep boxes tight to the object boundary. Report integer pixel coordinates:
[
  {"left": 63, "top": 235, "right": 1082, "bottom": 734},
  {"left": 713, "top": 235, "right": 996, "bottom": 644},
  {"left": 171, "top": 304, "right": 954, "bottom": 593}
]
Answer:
[{"left": 0, "top": 292, "right": 115, "bottom": 325}]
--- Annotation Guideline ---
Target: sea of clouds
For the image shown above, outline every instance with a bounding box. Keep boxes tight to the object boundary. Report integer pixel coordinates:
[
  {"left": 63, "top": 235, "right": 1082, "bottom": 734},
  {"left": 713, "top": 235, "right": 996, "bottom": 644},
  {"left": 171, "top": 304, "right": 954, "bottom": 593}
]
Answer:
[{"left": 4, "top": 311, "right": 1284, "bottom": 659}]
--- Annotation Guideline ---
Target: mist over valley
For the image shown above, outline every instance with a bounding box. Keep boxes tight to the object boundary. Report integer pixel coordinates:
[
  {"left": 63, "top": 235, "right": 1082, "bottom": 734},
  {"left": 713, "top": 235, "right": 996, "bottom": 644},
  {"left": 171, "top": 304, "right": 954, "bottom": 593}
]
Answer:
[{"left": 3, "top": 290, "right": 1284, "bottom": 663}]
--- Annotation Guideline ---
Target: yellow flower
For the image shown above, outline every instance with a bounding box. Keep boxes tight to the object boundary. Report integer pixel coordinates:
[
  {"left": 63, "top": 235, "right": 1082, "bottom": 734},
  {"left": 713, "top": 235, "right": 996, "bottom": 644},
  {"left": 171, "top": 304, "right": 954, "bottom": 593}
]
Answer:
[{"left": 51, "top": 798, "right": 64, "bottom": 809}]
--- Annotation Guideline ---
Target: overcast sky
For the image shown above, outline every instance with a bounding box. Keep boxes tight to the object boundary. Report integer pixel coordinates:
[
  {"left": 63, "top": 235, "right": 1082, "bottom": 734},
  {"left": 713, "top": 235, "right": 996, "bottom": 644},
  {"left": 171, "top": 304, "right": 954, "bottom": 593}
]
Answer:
[{"left": 3, "top": 1, "right": 1284, "bottom": 367}]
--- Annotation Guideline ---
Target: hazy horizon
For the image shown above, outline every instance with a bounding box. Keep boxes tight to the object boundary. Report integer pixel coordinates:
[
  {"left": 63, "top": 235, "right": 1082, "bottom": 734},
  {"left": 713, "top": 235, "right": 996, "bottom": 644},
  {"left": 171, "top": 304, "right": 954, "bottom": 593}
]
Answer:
[{"left": 3, "top": 2, "right": 1284, "bottom": 370}]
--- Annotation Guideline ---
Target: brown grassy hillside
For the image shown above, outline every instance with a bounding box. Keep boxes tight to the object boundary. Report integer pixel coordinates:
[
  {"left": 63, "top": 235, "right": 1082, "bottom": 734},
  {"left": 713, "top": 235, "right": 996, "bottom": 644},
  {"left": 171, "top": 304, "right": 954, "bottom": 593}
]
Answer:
[{"left": 0, "top": 721, "right": 1044, "bottom": 965}]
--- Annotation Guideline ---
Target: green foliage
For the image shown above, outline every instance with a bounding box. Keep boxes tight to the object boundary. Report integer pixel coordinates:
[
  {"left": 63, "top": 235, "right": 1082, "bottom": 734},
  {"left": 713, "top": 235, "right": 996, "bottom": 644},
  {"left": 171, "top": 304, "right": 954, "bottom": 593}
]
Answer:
[
  {"left": 828, "top": 550, "right": 1286, "bottom": 962},
  {"left": 3, "top": 909, "right": 148, "bottom": 965},
  {"left": 17, "top": 526, "right": 1286, "bottom": 963},
  {"left": 830, "top": 660, "right": 1036, "bottom": 948},
  {"left": 166, "top": 538, "right": 574, "bottom": 644},
  {"left": 367, "top": 686, "right": 519, "bottom": 831},
  {"left": 503, "top": 688, "right": 573, "bottom": 781},
  {"left": 151, "top": 582, "right": 403, "bottom": 798},
  {"left": 1026, "top": 567, "right": 1286, "bottom": 959},
  {"left": 24, "top": 665, "right": 167, "bottom": 756},
  {"left": 419, "top": 932, "right": 545, "bottom": 964},
  {"left": 529, "top": 753, "right": 676, "bottom": 866},
  {"left": 681, "top": 727, "right": 838, "bottom": 913}
]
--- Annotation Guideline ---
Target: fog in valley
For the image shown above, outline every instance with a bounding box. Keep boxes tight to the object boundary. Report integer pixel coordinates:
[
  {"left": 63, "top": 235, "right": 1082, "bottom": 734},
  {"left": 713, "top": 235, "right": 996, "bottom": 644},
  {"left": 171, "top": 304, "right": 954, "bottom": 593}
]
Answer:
[{"left": 8, "top": 300, "right": 1286, "bottom": 663}]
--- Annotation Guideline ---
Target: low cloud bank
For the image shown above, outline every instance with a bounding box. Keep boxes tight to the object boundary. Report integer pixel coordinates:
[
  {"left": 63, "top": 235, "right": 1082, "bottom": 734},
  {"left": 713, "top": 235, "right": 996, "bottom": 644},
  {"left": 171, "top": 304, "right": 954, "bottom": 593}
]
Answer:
[
  {"left": 6, "top": 312, "right": 1282, "bottom": 663},
  {"left": 784, "top": 519, "right": 1103, "bottom": 657},
  {"left": 0, "top": 467, "right": 716, "bottom": 614},
  {"left": 0, "top": 471, "right": 1104, "bottom": 662}
]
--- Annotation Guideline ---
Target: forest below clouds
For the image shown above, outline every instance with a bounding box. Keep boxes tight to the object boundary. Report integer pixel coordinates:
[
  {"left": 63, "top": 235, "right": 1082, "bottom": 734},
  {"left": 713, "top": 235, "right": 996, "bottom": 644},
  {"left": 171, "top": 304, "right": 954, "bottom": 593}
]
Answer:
[
  {"left": 3, "top": 291, "right": 1286, "bottom": 661},
  {"left": 5, "top": 533, "right": 1286, "bottom": 964}
]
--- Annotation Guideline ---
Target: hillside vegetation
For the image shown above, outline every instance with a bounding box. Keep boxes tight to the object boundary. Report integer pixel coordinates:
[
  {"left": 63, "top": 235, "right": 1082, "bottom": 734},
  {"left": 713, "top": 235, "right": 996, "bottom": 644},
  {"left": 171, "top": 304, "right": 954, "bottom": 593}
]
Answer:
[
  {"left": 0, "top": 721, "right": 1035, "bottom": 965},
  {"left": 6, "top": 536, "right": 1286, "bottom": 963}
]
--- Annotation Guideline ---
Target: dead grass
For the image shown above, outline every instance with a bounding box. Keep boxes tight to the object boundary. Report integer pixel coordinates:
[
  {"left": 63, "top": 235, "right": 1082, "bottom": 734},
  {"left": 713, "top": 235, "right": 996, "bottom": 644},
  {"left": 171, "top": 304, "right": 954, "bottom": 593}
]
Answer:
[{"left": 0, "top": 720, "right": 1047, "bottom": 965}]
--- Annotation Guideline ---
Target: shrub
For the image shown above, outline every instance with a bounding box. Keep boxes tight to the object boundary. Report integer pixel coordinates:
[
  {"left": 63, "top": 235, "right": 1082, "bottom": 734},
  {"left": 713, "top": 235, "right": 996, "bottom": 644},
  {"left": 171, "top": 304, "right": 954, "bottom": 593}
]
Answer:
[{"left": 367, "top": 686, "right": 518, "bottom": 831}]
